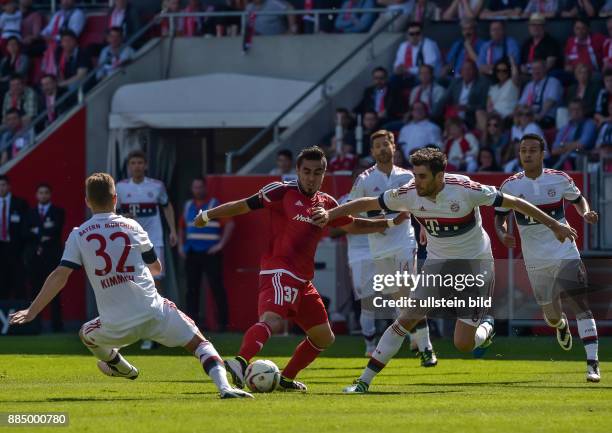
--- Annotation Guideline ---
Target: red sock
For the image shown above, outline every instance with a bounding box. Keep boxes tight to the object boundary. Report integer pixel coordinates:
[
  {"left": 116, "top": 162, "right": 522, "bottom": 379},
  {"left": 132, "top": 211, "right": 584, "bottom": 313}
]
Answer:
[
  {"left": 238, "top": 322, "right": 272, "bottom": 361},
  {"left": 281, "top": 337, "right": 324, "bottom": 380}
]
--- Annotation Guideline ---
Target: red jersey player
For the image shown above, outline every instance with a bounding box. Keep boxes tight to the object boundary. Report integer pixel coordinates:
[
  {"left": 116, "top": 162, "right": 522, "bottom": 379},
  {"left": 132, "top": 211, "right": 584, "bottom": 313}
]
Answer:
[{"left": 193, "top": 146, "right": 407, "bottom": 391}]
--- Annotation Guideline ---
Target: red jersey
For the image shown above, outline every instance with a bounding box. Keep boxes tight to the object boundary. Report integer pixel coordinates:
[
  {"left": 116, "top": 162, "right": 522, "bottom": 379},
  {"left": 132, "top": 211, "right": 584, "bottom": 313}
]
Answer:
[{"left": 254, "top": 180, "right": 352, "bottom": 281}]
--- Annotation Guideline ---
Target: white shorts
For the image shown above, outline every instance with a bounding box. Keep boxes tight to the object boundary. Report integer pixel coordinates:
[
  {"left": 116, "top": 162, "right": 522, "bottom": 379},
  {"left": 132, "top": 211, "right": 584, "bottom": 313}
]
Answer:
[
  {"left": 373, "top": 248, "right": 417, "bottom": 294},
  {"left": 526, "top": 259, "right": 587, "bottom": 306},
  {"left": 349, "top": 259, "right": 376, "bottom": 300},
  {"left": 80, "top": 298, "right": 199, "bottom": 348},
  {"left": 154, "top": 246, "right": 165, "bottom": 280}
]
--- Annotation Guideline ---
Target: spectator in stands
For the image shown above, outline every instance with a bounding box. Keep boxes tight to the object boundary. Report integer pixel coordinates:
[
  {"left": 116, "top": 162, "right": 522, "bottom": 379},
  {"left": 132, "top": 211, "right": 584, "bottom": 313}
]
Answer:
[
  {"left": 0, "top": 174, "right": 28, "bottom": 300},
  {"left": 392, "top": 22, "right": 442, "bottom": 89},
  {"left": 335, "top": 0, "right": 377, "bottom": 33},
  {"left": 480, "top": 0, "right": 526, "bottom": 18},
  {"left": 328, "top": 139, "right": 358, "bottom": 172},
  {"left": 332, "top": 107, "right": 356, "bottom": 147},
  {"left": 178, "top": 177, "right": 233, "bottom": 331},
  {"left": 482, "top": 111, "right": 509, "bottom": 162},
  {"left": 519, "top": 58, "right": 563, "bottom": 128},
  {"left": 564, "top": 18, "right": 605, "bottom": 74},
  {"left": 567, "top": 63, "right": 601, "bottom": 118},
  {"left": 160, "top": 0, "right": 181, "bottom": 36},
  {"left": 443, "top": 18, "right": 483, "bottom": 79},
  {"left": 182, "top": 0, "right": 205, "bottom": 36},
  {"left": 442, "top": 0, "right": 484, "bottom": 19},
  {"left": 436, "top": 59, "right": 489, "bottom": 130},
  {"left": 0, "top": 0, "right": 22, "bottom": 42},
  {"left": 38, "top": 74, "right": 67, "bottom": 128},
  {"left": 109, "top": 0, "right": 140, "bottom": 40},
  {"left": 41, "top": 0, "right": 85, "bottom": 42},
  {"left": 269, "top": 148, "right": 296, "bottom": 175},
  {"left": 20, "top": 0, "right": 43, "bottom": 54},
  {"left": 484, "top": 57, "right": 519, "bottom": 127},
  {"left": 54, "top": 29, "right": 91, "bottom": 92},
  {"left": 477, "top": 20, "right": 520, "bottom": 77},
  {"left": 409, "top": 64, "right": 445, "bottom": 116},
  {"left": 443, "top": 116, "right": 479, "bottom": 172},
  {"left": 0, "top": 108, "right": 33, "bottom": 165},
  {"left": 245, "top": 0, "right": 298, "bottom": 35},
  {"left": 595, "top": 99, "right": 612, "bottom": 150},
  {"left": 25, "top": 183, "right": 65, "bottom": 331},
  {"left": 510, "top": 105, "right": 544, "bottom": 143},
  {"left": 0, "top": 37, "right": 29, "bottom": 94},
  {"left": 398, "top": 100, "right": 442, "bottom": 158},
  {"left": 407, "top": 0, "right": 441, "bottom": 22},
  {"left": 96, "top": 27, "right": 134, "bottom": 81},
  {"left": 477, "top": 147, "right": 502, "bottom": 171},
  {"left": 522, "top": 0, "right": 558, "bottom": 17},
  {"left": 393, "top": 147, "right": 410, "bottom": 168},
  {"left": 595, "top": 68, "right": 612, "bottom": 125},
  {"left": 550, "top": 99, "right": 597, "bottom": 166},
  {"left": 603, "top": 17, "right": 612, "bottom": 70},
  {"left": 359, "top": 110, "right": 379, "bottom": 157},
  {"left": 520, "top": 13, "right": 562, "bottom": 74},
  {"left": 356, "top": 66, "right": 403, "bottom": 123},
  {"left": 561, "top": 0, "right": 600, "bottom": 17},
  {"left": 602, "top": 0, "right": 612, "bottom": 15},
  {"left": 2, "top": 74, "right": 37, "bottom": 123}
]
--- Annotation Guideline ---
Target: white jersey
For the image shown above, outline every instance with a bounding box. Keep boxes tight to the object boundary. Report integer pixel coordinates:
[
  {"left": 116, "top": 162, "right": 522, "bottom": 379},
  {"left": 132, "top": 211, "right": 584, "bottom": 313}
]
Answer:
[
  {"left": 339, "top": 194, "right": 371, "bottom": 264},
  {"left": 350, "top": 165, "right": 416, "bottom": 259},
  {"left": 116, "top": 177, "right": 169, "bottom": 247},
  {"left": 60, "top": 212, "right": 164, "bottom": 330},
  {"left": 381, "top": 173, "right": 503, "bottom": 260},
  {"left": 496, "top": 169, "right": 581, "bottom": 267}
]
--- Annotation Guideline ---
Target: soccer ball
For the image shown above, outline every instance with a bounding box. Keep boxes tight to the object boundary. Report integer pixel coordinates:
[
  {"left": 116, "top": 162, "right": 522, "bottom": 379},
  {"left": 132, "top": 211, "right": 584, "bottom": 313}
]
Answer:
[{"left": 244, "top": 360, "right": 280, "bottom": 393}]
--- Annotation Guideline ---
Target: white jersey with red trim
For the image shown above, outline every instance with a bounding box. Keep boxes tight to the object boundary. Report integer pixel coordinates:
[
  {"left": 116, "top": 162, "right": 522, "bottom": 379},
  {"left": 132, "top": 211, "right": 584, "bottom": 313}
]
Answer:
[
  {"left": 116, "top": 177, "right": 169, "bottom": 247},
  {"left": 380, "top": 173, "right": 503, "bottom": 260},
  {"left": 495, "top": 169, "right": 581, "bottom": 266},
  {"left": 339, "top": 193, "right": 371, "bottom": 264},
  {"left": 60, "top": 212, "right": 163, "bottom": 331},
  {"left": 349, "top": 165, "right": 416, "bottom": 259}
]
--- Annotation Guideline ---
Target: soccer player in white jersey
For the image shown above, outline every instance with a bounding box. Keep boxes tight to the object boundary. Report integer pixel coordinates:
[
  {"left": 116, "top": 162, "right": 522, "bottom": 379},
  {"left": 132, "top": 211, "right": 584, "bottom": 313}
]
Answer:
[
  {"left": 9, "top": 173, "right": 252, "bottom": 399},
  {"left": 116, "top": 150, "right": 178, "bottom": 349},
  {"left": 349, "top": 130, "right": 436, "bottom": 367},
  {"left": 312, "top": 147, "right": 577, "bottom": 393},
  {"left": 495, "top": 133, "right": 601, "bottom": 382}
]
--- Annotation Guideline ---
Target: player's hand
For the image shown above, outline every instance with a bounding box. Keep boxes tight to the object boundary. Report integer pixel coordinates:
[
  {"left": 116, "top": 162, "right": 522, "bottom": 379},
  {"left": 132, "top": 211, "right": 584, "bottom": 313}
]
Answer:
[
  {"left": 392, "top": 211, "right": 410, "bottom": 226},
  {"left": 552, "top": 222, "right": 578, "bottom": 243},
  {"left": 499, "top": 233, "right": 516, "bottom": 248},
  {"left": 9, "top": 309, "right": 36, "bottom": 325},
  {"left": 419, "top": 226, "right": 427, "bottom": 245},
  {"left": 311, "top": 208, "right": 329, "bottom": 227},
  {"left": 169, "top": 231, "right": 178, "bottom": 247},
  {"left": 193, "top": 210, "right": 209, "bottom": 228},
  {"left": 208, "top": 243, "right": 223, "bottom": 255},
  {"left": 584, "top": 211, "right": 599, "bottom": 224}
]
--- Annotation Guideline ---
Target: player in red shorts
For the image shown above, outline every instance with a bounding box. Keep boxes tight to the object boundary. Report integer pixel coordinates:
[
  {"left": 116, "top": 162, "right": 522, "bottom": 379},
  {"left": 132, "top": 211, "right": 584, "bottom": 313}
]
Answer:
[{"left": 193, "top": 146, "right": 407, "bottom": 391}]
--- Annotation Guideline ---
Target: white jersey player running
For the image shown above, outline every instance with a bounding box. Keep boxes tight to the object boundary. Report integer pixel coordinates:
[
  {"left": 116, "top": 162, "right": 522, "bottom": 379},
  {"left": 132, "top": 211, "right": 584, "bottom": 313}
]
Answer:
[
  {"left": 312, "top": 147, "right": 578, "bottom": 393},
  {"left": 9, "top": 173, "right": 252, "bottom": 399},
  {"left": 348, "top": 130, "right": 436, "bottom": 366},
  {"left": 495, "top": 133, "right": 601, "bottom": 382}
]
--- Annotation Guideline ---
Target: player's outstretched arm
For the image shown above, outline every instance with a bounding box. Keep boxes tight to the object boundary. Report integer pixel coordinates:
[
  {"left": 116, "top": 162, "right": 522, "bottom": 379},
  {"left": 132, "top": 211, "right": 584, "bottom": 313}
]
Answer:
[
  {"left": 494, "top": 213, "right": 516, "bottom": 248},
  {"left": 312, "top": 197, "right": 382, "bottom": 227},
  {"left": 193, "top": 199, "right": 252, "bottom": 228},
  {"left": 8, "top": 266, "right": 73, "bottom": 325},
  {"left": 501, "top": 194, "right": 578, "bottom": 243},
  {"left": 572, "top": 196, "right": 599, "bottom": 224},
  {"left": 341, "top": 212, "right": 410, "bottom": 235}
]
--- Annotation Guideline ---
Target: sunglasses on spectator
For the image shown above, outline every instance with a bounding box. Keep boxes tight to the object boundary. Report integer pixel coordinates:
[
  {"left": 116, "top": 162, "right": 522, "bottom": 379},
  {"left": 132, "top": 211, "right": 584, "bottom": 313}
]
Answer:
[{"left": 409, "top": 31, "right": 421, "bottom": 36}]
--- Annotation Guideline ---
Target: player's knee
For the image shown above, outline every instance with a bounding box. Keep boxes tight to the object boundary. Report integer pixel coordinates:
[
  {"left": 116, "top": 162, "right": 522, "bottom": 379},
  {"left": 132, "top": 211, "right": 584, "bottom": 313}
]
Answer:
[
  {"left": 261, "top": 315, "right": 283, "bottom": 334},
  {"left": 320, "top": 331, "right": 335, "bottom": 349},
  {"left": 454, "top": 337, "right": 473, "bottom": 353}
]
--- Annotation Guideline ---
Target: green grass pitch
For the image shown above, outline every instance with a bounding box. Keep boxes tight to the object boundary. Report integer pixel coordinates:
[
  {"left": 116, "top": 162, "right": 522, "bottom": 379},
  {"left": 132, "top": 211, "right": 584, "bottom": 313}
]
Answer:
[{"left": 0, "top": 334, "right": 610, "bottom": 433}]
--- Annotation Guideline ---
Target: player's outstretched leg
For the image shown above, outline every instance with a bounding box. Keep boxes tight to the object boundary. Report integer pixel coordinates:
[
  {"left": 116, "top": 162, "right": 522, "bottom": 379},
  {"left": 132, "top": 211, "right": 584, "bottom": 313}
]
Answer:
[
  {"left": 225, "top": 313, "right": 278, "bottom": 389},
  {"left": 344, "top": 314, "right": 419, "bottom": 394},
  {"left": 454, "top": 316, "right": 494, "bottom": 358},
  {"left": 185, "top": 334, "right": 253, "bottom": 399},
  {"left": 360, "top": 307, "right": 377, "bottom": 357},
  {"left": 78, "top": 324, "right": 139, "bottom": 380},
  {"left": 410, "top": 318, "right": 437, "bottom": 367},
  {"left": 574, "top": 310, "right": 600, "bottom": 382},
  {"left": 279, "top": 322, "right": 335, "bottom": 392}
]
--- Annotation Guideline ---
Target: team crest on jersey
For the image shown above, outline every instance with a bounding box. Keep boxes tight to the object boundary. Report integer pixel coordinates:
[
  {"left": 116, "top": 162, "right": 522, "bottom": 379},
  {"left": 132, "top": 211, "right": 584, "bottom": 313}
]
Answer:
[
  {"left": 548, "top": 189, "right": 556, "bottom": 197},
  {"left": 450, "top": 201, "right": 460, "bottom": 213}
]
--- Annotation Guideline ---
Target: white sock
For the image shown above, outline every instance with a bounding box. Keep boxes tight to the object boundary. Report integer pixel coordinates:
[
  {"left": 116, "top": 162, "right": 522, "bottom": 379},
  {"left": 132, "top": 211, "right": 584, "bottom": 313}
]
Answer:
[
  {"left": 195, "top": 340, "right": 231, "bottom": 391},
  {"left": 577, "top": 313, "right": 599, "bottom": 361},
  {"left": 473, "top": 321, "right": 493, "bottom": 349},
  {"left": 411, "top": 319, "right": 433, "bottom": 352},
  {"left": 360, "top": 321, "right": 408, "bottom": 385},
  {"left": 360, "top": 310, "right": 376, "bottom": 344},
  {"left": 107, "top": 350, "right": 133, "bottom": 374}
]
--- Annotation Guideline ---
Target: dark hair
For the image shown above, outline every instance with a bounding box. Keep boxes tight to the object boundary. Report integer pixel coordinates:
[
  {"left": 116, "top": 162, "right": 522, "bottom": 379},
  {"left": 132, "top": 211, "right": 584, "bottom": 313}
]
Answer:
[
  {"left": 363, "top": 110, "right": 378, "bottom": 118},
  {"left": 0, "top": 174, "right": 9, "bottom": 183},
  {"left": 86, "top": 173, "right": 116, "bottom": 208},
  {"left": 604, "top": 69, "right": 612, "bottom": 79},
  {"left": 490, "top": 20, "right": 505, "bottom": 29},
  {"left": 569, "top": 98, "right": 585, "bottom": 110},
  {"left": 492, "top": 57, "right": 511, "bottom": 84},
  {"left": 192, "top": 176, "right": 207, "bottom": 184},
  {"left": 5, "top": 107, "right": 22, "bottom": 117},
  {"left": 531, "top": 57, "right": 546, "bottom": 66},
  {"left": 409, "top": 147, "right": 447, "bottom": 176},
  {"left": 127, "top": 149, "right": 147, "bottom": 162},
  {"left": 407, "top": 21, "right": 423, "bottom": 31},
  {"left": 41, "top": 74, "right": 58, "bottom": 82},
  {"left": 277, "top": 149, "right": 293, "bottom": 160},
  {"left": 372, "top": 66, "right": 388, "bottom": 76},
  {"left": 6, "top": 36, "right": 21, "bottom": 46},
  {"left": 445, "top": 116, "right": 464, "bottom": 130},
  {"left": 575, "top": 17, "right": 590, "bottom": 28},
  {"left": 9, "top": 73, "right": 24, "bottom": 82},
  {"left": 477, "top": 147, "right": 501, "bottom": 171},
  {"left": 37, "top": 182, "right": 52, "bottom": 192},
  {"left": 296, "top": 146, "right": 327, "bottom": 168},
  {"left": 60, "top": 29, "right": 78, "bottom": 40},
  {"left": 108, "top": 26, "right": 123, "bottom": 35},
  {"left": 519, "top": 133, "right": 546, "bottom": 151},
  {"left": 419, "top": 64, "right": 434, "bottom": 75},
  {"left": 336, "top": 107, "right": 350, "bottom": 115}
]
